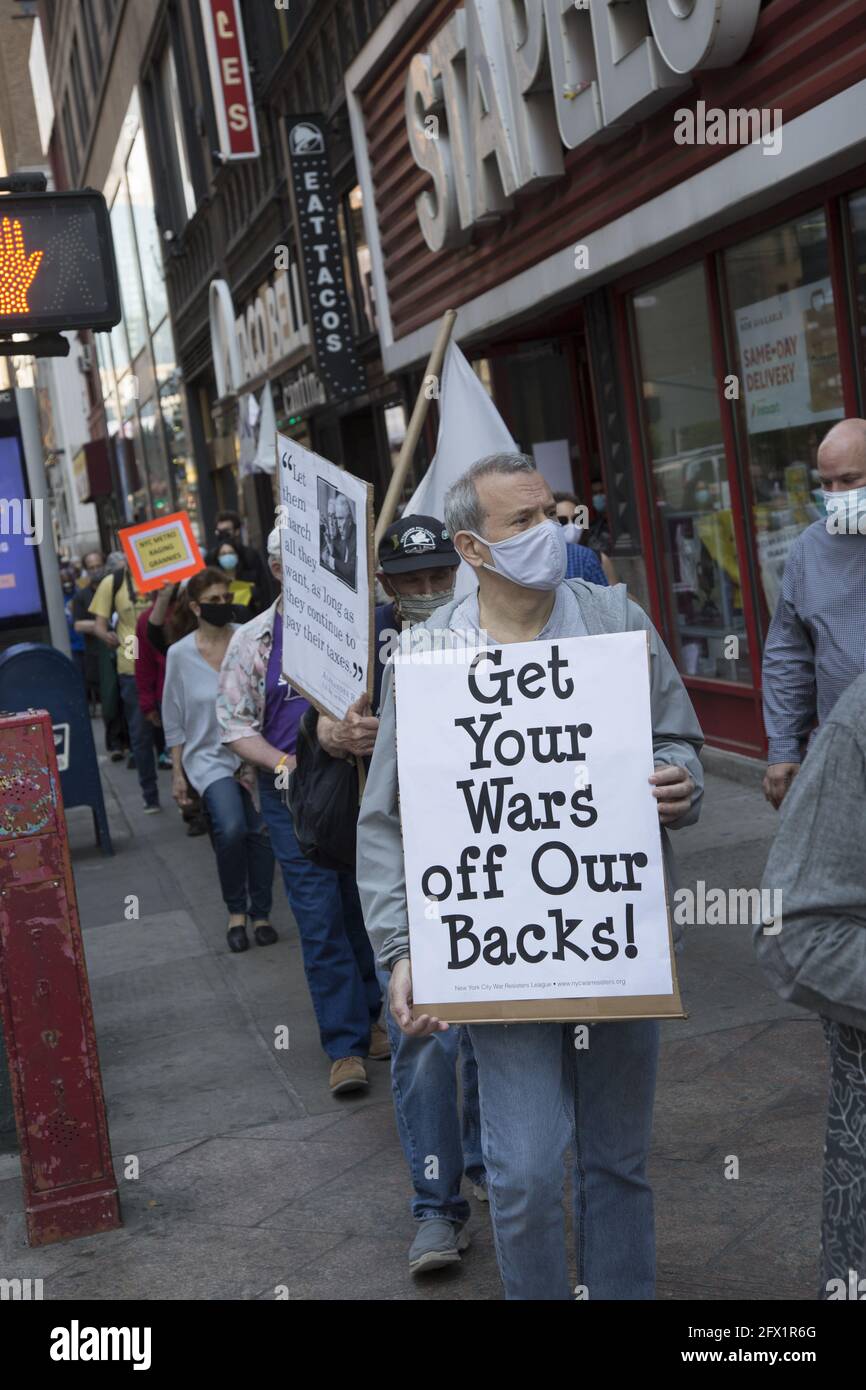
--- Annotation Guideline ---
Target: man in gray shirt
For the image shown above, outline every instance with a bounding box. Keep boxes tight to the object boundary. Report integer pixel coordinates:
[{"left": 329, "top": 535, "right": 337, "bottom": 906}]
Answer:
[
  {"left": 756, "top": 673, "right": 866, "bottom": 1298},
  {"left": 762, "top": 418, "right": 866, "bottom": 809},
  {"left": 357, "top": 453, "right": 703, "bottom": 1300}
]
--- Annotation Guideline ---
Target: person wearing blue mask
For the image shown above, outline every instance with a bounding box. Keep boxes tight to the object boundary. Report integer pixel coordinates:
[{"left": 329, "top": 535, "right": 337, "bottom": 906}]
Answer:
[
  {"left": 554, "top": 491, "right": 616, "bottom": 585},
  {"left": 762, "top": 417, "right": 866, "bottom": 810},
  {"left": 358, "top": 452, "right": 704, "bottom": 1301},
  {"left": 206, "top": 536, "right": 265, "bottom": 616}
]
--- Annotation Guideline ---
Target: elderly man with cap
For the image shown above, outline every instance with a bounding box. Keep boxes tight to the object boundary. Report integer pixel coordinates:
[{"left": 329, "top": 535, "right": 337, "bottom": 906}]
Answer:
[
  {"left": 316, "top": 515, "right": 488, "bottom": 1277},
  {"left": 216, "top": 524, "right": 385, "bottom": 1097}
]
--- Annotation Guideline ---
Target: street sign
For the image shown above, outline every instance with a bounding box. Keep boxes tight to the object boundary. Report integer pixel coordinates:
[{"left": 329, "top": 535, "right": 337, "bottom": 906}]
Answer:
[{"left": 0, "top": 190, "right": 120, "bottom": 334}]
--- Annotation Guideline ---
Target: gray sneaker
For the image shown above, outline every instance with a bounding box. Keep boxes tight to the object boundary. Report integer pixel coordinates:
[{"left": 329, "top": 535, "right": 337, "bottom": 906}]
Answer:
[{"left": 408, "top": 1218, "right": 470, "bottom": 1274}]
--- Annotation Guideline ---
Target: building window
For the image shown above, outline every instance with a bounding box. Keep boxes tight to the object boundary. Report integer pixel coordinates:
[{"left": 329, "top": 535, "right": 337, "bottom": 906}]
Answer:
[
  {"left": 240, "top": 0, "right": 290, "bottom": 87},
  {"left": 632, "top": 264, "right": 751, "bottom": 684},
  {"left": 81, "top": 0, "right": 101, "bottom": 88},
  {"left": 70, "top": 35, "right": 90, "bottom": 143},
  {"left": 61, "top": 98, "right": 79, "bottom": 184},
  {"left": 125, "top": 129, "right": 168, "bottom": 330},
  {"left": 847, "top": 190, "right": 866, "bottom": 412},
  {"left": 337, "top": 185, "right": 375, "bottom": 336},
  {"left": 724, "top": 210, "right": 845, "bottom": 617},
  {"left": 154, "top": 43, "right": 197, "bottom": 229},
  {"left": 41, "top": 0, "right": 57, "bottom": 44}
]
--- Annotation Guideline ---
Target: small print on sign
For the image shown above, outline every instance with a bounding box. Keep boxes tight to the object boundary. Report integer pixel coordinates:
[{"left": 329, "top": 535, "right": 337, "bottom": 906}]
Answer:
[
  {"left": 119, "top": 511, "right": 205, "bottom": 594},
  {"left": 395, "top": 632, "right": 675, "bottom": 1017}
]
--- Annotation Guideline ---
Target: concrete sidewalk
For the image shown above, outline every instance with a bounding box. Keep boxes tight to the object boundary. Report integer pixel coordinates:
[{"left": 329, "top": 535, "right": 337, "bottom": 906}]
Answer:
[{"left": 0, "top": 747, "right": 825, "bottom": 1301}]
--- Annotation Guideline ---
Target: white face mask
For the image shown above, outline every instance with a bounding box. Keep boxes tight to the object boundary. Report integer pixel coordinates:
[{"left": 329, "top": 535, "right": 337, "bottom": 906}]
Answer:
[
  {"left": 561, "top": 521, "right": 583, "bottom": 546},
  {"left": 396, "top": 581, "right": 457, "bottom": 626},
  {"left": 824, "top": 486, "right": 866, "bottom": 533},
  {"left": 469, "top": 518, "right": 568, "bottom": 591}
]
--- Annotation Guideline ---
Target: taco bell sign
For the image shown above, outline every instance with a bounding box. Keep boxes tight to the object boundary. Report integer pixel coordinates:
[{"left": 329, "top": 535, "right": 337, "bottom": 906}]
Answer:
[
  {"left": 199, "top": 0, "right": 260, "bottom": 161},
  {"left": 286, "top": 115, "right": 366, "bottom": 404}
]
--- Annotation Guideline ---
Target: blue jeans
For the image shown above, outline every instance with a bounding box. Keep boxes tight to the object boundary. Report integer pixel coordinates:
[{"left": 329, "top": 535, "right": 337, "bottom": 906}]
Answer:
[
  {"left": 379, "top": 970, "right": 484, "bottom": 1225},
  {"left": 202, "top": 776, "right": 274, "bottom": 919},
  {"left": 259, "top": 776, "right": 381, "bottom": 1060},
  {"left": 467, "top": 1019, "right": 659, "bottom": 1300},
  {"left": 118, "top": 674, "right": 157, "bottom": 806}
]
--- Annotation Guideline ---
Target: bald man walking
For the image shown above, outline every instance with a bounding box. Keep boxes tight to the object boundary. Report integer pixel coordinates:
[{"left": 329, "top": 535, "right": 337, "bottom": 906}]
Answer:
[{"left": 762, "top": 418, "right": 866, "bottom": 808}]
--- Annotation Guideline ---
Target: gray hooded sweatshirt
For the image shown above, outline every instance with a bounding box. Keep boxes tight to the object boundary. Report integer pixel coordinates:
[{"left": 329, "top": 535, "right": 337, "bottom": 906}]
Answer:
[
  {"left": 357, "top": 579, "right": 705, "bottom": 972},
  {"left": 756, "top": 672, "right": 866, "bottom": 1031}
]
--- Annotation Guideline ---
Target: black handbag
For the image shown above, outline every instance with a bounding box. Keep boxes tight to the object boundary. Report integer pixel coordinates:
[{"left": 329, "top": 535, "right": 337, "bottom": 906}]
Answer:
[{"left": 287, "top": 706, "right": 359, "bottom": 872}]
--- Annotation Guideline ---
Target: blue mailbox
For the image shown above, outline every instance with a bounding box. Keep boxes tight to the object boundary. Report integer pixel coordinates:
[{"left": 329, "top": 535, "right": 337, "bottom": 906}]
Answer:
[{"left": 0, "top": 644, "right": 113, "bottom": 854}]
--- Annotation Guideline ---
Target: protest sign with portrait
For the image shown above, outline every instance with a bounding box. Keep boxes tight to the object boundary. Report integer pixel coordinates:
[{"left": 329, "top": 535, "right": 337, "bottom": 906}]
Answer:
[
  {"left": 394, "top": 630, "right": 683, "bottom": 1022},
  {"left": 276, "top": 432, "right": 374, "bottom": 719}
]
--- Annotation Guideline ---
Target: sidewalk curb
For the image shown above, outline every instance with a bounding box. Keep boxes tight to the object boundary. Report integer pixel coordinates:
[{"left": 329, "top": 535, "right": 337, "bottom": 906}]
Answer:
[{"left": 700, "top": 745, "right": 765, "bottom": 791}]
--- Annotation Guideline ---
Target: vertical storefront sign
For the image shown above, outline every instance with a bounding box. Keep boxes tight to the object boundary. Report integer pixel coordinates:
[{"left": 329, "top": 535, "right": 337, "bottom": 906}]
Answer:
[
  {"left": 286, "top": 115, "right": 366, "bottom": 404},
  {"left": 199, "top": 0, "right": 260, "bottom": 161}
]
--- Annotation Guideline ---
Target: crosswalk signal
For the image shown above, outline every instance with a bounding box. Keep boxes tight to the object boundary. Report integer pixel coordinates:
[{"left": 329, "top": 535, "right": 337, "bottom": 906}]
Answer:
[{"left": 0, "top": 181, "right": 121, "bottom": 357}]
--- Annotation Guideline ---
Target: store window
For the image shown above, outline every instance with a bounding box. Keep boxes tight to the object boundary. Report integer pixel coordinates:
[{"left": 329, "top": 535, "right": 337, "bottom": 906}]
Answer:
[
  {"left": 338, "top": 186, "right": 375, "bottom": 336},
  {"left": 632, "top": 264, "right": 751, "bottom": 684},
  {"left": 490, "top": 341, "right": 579, "bottom": 495},
  {"left": 139, "top": 399, "right": 172, "bottom": 514},
  {"left": 110, "top": 183, "right": 148, "bottom": 361},
  {"left": 847, "top": 190, "right": 866, "bottom": 410},
  {"left": 724, "top": 210, "right": 844, "bottom": 617},
  {"left": 154, "top": 43, "right": 198, "bottom": 230},
  {"left": 126, "top": 131, "right": 169, "bottom": 330},
  {"left": 97, "top": 91, "right": 197, "bottom": 525}
]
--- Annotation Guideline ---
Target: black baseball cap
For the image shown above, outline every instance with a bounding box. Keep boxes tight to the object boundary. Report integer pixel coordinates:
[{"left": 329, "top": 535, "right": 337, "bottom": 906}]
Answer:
[{"left": 378, "top": 514, "right": 459, "bottom": 574}]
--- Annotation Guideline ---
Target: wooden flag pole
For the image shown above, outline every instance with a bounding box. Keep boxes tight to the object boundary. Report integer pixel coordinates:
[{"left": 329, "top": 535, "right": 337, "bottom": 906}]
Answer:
[{"left": 374, "top": 308, "right": 458, "bottom": 549}]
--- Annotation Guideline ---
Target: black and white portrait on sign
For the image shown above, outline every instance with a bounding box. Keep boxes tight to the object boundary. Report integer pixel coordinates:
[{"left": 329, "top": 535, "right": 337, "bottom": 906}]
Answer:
[{"left": 318, "top": 477, "right": 358, "bottom": 593}]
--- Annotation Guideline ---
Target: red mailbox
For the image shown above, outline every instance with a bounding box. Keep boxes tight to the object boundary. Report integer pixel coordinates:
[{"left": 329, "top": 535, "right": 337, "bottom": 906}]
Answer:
[{"left": 0, "top": 710, "right": 120, "bottom": 1245}]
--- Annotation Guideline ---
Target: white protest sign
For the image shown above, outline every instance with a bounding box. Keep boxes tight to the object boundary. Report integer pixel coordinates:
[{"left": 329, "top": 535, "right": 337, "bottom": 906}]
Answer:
[
  {"left": 276, "top": 432, "right": 373, "bottom": 718},
  {"left": 395, "top": 631, "right": 677, "bottom": 1020}
]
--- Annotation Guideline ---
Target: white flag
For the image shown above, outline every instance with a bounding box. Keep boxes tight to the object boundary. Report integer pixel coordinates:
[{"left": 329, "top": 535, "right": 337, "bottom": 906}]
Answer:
[
  {"left": 404, "top": 341, "right": 516, "bottom": 596},
  {"left": 253, "top": 383, "right": 276, "bottom": 474}
]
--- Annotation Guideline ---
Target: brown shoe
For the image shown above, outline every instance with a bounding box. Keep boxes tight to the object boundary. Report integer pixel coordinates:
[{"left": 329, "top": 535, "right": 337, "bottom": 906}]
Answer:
[
  {"left": 367, "top": 1021, "right": 391, "bottom": 1061},
  {"left": 329, "top": 1056, "right": 369, "bottom": 1096}
]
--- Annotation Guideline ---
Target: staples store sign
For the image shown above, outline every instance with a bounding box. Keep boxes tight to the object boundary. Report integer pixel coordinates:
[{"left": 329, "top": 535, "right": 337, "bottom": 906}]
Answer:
[
  {"left": 199, "top": 0, "right": 259, "bottom": 160},
  {"left": 407, "top": 0, "right": 762, "bottom": 251}
]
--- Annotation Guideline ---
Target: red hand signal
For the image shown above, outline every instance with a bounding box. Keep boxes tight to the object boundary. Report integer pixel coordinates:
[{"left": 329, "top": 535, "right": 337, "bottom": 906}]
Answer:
[{"left": 0, "top": 217, "right": 44, "bottom": 314}]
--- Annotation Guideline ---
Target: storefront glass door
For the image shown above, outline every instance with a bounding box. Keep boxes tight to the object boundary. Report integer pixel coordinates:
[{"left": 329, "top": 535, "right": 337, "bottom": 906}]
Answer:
[
  {"left": 723, "top": 210, "right": 845, "bottom": 619},
  {"left": 631, "top": 264, "right": 752, "bottom": 684}
]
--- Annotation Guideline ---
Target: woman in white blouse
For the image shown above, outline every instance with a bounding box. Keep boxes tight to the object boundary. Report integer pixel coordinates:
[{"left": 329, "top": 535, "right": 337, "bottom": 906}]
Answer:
[{"left": 161, "top": 567, "right": 276, "bottom": 954}]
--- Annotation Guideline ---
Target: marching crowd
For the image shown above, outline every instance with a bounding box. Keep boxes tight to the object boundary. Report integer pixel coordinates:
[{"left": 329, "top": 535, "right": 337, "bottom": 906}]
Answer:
[{"left": 56, "top": 421, "right": 866, "bottom": 1300}]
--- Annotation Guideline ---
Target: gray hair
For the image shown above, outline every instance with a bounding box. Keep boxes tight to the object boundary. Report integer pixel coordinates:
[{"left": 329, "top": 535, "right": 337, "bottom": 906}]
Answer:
[
  {"left": 444, "top": 453, "right": 537, "bottom": 537},
  {"left": 267, "top": 527, "right": 281, "bottom": 558}
]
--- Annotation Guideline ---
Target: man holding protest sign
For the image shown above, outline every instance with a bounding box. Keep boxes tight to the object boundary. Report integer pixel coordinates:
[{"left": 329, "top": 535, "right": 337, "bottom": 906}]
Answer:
[
  {"left": 357, "top": 454, "right": 704, "bottom": 1300},
  {"left": 317, "top": 515, "right": 487, "bottom": 1275}
]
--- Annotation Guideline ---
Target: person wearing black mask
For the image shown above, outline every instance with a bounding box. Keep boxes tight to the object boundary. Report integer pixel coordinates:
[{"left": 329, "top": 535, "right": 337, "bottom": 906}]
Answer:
[
  {"left": 214, "top": 510, "right": 273, "bottom": 612},
  {"left": 161, "top": 568, "right": 276, "bottom": 954}
]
